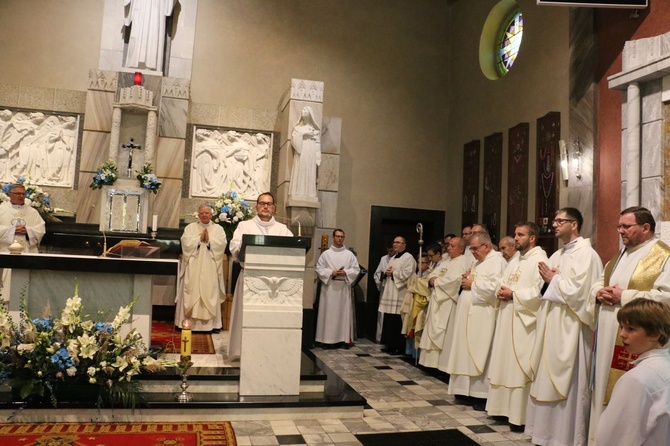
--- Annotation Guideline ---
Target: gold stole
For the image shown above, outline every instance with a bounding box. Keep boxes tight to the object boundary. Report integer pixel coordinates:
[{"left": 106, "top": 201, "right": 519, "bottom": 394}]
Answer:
[{"left": 602, "top": 241, "right": 670, "bottom": 404}]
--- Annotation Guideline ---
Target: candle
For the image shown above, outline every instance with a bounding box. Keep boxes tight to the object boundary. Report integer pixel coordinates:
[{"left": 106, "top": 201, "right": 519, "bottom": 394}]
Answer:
[
  {"left": 152, "top": 214, "right": 158, "bottom": 232},
  {"left": 180, "top": 319, "right": 192, "bottom": 358}
]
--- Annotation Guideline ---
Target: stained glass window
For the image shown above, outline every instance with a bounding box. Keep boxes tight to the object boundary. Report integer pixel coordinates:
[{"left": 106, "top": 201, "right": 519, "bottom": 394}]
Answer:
[{"left": 497, "top": 11, "right": 523, "bottom": 76}]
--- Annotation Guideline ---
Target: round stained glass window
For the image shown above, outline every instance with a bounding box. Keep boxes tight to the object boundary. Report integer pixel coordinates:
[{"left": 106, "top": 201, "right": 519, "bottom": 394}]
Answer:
[{"left": 497, "top": 10, "right": 523, "bottom": 76}]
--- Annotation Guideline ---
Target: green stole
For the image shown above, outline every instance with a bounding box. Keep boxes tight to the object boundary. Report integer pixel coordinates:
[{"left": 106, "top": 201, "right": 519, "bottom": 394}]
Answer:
[{"left": 602, "top": 240, "right": 670, "bottom": 404}]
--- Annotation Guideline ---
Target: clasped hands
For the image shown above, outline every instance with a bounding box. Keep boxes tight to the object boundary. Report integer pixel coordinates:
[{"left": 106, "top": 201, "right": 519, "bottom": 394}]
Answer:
[
  {"left": 461, "top": 271, "right": 472, "bottom": 290},
  {"left": 596, "top": 285, "right": 623, "bottom": 306},
  {"left": 200, "top": 228, "right": 209, "bottom": 243},
  {"left": 14, "top": 224, "right": 27, "bottom": 236},
  {"left": 497, "top": 285, "right": 513, "bottom": 301}
]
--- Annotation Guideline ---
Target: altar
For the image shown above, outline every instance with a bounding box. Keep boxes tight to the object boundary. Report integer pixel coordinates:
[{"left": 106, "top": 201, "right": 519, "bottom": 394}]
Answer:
[{"left": 0, "top": 253, "right": 179, "bottom": 342}]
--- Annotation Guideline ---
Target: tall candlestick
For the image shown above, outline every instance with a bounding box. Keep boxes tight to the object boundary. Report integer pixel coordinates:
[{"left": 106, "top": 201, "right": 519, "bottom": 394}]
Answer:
[
  {"left": 152, "top": 214, "right": 158, "bottom": 232},
  {"left": 180, "top": 319, "right": 192, "bottom": 358}
]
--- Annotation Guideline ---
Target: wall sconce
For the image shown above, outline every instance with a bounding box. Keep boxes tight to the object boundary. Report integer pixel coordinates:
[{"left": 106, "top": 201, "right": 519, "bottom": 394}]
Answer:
[{"left": 558, "top": 138, "right": 582, "bottom": 183}]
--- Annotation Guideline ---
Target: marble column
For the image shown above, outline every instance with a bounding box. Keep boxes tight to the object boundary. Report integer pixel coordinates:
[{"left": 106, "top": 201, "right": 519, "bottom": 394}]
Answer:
[{"left": 625, "top": 82, "right": 641, "bottom": 207}]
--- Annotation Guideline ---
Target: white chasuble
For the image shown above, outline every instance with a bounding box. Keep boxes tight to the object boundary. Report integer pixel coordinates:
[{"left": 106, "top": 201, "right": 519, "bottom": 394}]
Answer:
[
  {"left": 445, "top": 250, "right": 506, "bottom": 397},
  {"left": 0, "top": 201, "right": 46, "bottom": 252},
  {"left": 587, "top": 238, "right": 670, "bottom": 446},
  {"left": 176, "top": 221, "right": 227, "bottom": 331},
  {"left": 525, "top": 237, "right": 602, "bottom": 446},
  {"left": 315, "top": 245, "right": 360, "bottom": 344},
  {"left": 419, "top": 254, "right": 468, "bottom": 368},
  {"left": 486, "top": 245, "right": 547, "bottom": 425}
]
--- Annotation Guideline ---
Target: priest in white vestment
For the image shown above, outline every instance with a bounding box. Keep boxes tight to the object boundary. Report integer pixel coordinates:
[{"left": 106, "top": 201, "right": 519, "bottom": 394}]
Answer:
[
  {"left": 588, "top": 206, "right": 670, "bottom": 446},
  {"left": 379, "top": 236, "right": 416, "bottom": 354},
  {"left": 526, "top": 208, "right": 603, "bottom": 446},
  {"left": 315, "top": 229, "right": 360, "bottom": 347},
  {"left": 498, "top": 236, "right": 518, "bottom": 263},
  {"left": 420, "top": 237, "right": 467, "bottom": 368},
  {"left": 445, "top": 232, "right": 506, "bottom": 410},
  {"left": 486, "top": 222, "right": 547, "bottom": 429},
  {"left": 227, "top": 193, "right": 293, "bottom": 360},
  {"left": 0, "top": 184, "right": 46, "bottom": 300},
  {"left": 0, "top": 184, "right": 46, "bottom": 253},
  {"left": 176, "top": 204, "right": 227, "bottom": 332}
]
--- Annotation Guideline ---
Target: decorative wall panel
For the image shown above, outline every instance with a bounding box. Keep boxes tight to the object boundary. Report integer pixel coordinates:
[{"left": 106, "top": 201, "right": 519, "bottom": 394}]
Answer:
[
  {"left": 462, "top": 140, "right": 480, "bottom": 229},
  {"left": 507, "top": 123, "right": 529, "bottom": 235},
  {"left": 483, "top": 132, "right": 502, "bottom": 243}
]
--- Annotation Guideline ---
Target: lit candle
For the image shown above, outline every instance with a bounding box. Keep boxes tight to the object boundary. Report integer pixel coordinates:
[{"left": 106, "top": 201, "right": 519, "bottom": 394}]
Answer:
[
  {"left": 180, "top": 319, "right": 192, "bottom": 358},
  {"left": 152, "top": 214, "right": 158, "bottom": 232}
]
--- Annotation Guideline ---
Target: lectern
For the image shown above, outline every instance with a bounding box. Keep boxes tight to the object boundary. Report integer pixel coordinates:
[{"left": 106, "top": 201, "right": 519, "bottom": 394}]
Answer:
[{"left": 239, "top": 234, "right": 311, "bottom": 396}]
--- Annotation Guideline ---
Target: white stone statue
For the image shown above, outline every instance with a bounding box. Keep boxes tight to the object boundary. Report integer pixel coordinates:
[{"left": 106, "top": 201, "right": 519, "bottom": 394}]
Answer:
[
  {"left": 289, "top": 106, "right": 321, "bottom": 200},
  {"left": 123, "top": 0, "right": 176, "bottom": 71}
]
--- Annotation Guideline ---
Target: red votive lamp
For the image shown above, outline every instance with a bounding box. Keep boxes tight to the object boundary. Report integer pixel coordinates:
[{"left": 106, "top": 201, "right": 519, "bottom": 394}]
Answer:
[{"left": 133, "top": 72, "right": 143, "bottom": 85}]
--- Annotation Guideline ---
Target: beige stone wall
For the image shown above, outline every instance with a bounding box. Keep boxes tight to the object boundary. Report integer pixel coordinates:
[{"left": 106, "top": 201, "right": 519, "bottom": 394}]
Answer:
[{"left": 0, "top": 0, "right": 572, "bottom": 272}]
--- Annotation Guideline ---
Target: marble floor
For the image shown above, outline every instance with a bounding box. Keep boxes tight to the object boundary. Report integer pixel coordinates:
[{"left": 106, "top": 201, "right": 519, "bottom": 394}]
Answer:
[{"left": 177, "top": 333, "right": 534, "bottom": 446}]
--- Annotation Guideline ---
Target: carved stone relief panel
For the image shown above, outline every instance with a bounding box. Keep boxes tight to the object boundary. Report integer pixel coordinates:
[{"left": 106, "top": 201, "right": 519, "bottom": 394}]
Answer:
[
  {"left": 0, "top": 109, "right": 80, "bottom": 188},
  {"left": 189, "top": 126, "right": 272, "bottom": 199}
]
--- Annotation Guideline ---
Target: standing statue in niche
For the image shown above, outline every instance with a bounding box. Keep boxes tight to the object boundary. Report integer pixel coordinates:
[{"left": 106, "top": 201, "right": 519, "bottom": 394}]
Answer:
[
  {"left": 289, "top": 106, "right": 321, "bottom": 200},
  {"left": 124, "top": 0, "right": 176, "bottom": 71}
]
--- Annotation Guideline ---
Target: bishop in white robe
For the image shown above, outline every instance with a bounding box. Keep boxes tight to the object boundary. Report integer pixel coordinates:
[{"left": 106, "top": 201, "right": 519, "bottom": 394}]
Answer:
[
  {"left": 176, "top": 205, "right": 227, "bottom": 332},
  {"left": 315, "top": 230, "right": 360, "bottom": 346},
  {"left": 486, "top": 229, "right": 547, "bottom": 427}
]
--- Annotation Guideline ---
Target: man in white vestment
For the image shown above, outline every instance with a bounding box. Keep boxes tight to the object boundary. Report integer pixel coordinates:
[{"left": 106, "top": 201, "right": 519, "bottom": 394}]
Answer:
[
  {"left": 379, "top": 236, "right": 416, "bottom": 355},
  {"left": 0, "top": 184, "right": 46, "bottom": 252},
  {"left": 461, "top": 225, "right": 475, "bottom": 266},
  {"left": 0, "top": 184, "right": 46, "bottom": 299},
  {"left": 526, "top": 208, "right": 603, "bottom": 446},
  {"left": 227, "top": 192, "right": 293, "bottom": 360},
  {"left": 123, "top": 0, "right": 176, "bottom": 71},
  {"left": 445, "top": 232, "right": 506, "bottom": 411},
  {"left": 315, "top": 229, "right": 360, "bottom": 348},
  {"left": 486, "top": 222, "right": 547, "bottom": 430},
  {"left": 420, "top": 237, "right": 467, "bottom": 369},
  {"left": 176, "top": 204, "right": 227, "bottom": 332},
  {"left": 498, "top": 236, "right": 518, "bottom": 263},
  {"left": 373, "top": 246, "right": 394, "bottom": 342},
  {"left": 587, "top": 206, "right": 670, "bottom": 446}
]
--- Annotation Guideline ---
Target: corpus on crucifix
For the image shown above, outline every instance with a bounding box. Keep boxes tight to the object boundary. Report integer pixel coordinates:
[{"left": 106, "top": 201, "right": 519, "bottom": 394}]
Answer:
[{"left": 122, "top": 137, "right": 142, "bottom": 177}]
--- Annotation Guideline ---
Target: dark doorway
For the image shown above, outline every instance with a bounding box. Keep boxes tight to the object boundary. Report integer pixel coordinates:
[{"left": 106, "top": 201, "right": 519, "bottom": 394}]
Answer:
[{"left": 364, "top": 206, "right": 445, "bottom": 341}]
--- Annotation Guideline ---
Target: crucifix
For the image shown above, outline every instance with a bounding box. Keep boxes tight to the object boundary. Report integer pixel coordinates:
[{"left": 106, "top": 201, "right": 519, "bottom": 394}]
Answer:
[{"left": 122, "top": 137, "right": 142, "bottom": 177}]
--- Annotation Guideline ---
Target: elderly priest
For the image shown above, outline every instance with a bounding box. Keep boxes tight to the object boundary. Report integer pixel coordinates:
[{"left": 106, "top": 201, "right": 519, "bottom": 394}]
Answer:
[
  {"left": 0, "top": 183, "right": 46, "bottom": 253},
  {"left": 176, "top": 204, "right": 227, "bottom": 332}
]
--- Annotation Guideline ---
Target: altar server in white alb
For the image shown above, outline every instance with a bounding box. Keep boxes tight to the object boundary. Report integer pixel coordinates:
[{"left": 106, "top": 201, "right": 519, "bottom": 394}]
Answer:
[
  {"left": 588, "top": 206, "right": 670, "bottom": 446},
  {"left": 176, "top": 204, "right": 227, "bottom": 332},
  {"left": 445, "top": 232, "right": 506, "bottom": 411},
  {"left": 419, "top": 237, "right": 468, "bottom": 369},
  {"left": 315, "top": 229, "right": 360, "bottom": 348},
  {"left": 486, "top": 222, "right": 547, "bottom": 431},
  {"left": 595, "top": 298, "right": 670, "bottom": 446},
  {"left": 526, "top": 208, "right": 602, "bottom": 446},
  {"left": 227, "top": 192, "right": 293, "bottom": 360},
  {"left": 0, "top": 183, "right": 45, "bottom": 253}
]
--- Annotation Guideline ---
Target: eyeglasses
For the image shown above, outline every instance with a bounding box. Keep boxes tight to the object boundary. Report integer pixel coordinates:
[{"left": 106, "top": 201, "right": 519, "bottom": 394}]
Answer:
[
  {"left": 9, "top": 192, "right": 25, "bottom": 196},
  {"left": 469, "top": 244, "right": 486, "bottom": 252},
  {"left": 257, "top": 202, "right": 275, "bottom": 207},
  {"left": 616, "top": 223, "right": 643, "bottom": 231},
  {"left": 552, "top": 218, "right": 575, "bottom": 226}
]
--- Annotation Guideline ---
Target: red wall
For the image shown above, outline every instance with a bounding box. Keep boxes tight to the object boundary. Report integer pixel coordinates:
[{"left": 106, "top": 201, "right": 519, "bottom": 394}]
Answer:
[{"left": 595, "top": 1, "right": 670, "bottom": 262}]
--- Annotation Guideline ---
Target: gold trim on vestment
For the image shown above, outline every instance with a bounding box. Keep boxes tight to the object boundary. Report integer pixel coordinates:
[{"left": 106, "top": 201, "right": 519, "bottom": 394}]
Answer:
[{"left": 603, "top": 241, "right": 670, "bottom": 404}]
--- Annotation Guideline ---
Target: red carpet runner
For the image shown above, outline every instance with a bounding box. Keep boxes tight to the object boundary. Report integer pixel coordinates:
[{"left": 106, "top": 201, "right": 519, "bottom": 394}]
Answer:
[
  {"left": 0, "top": 422, "right": 236, "bottom": 445},
  {"left": 151, "top": 320, "right": 216, "bottom": 354}
]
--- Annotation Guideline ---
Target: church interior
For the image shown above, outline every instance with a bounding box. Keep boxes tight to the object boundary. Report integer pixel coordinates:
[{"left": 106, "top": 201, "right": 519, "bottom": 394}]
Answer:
[{"left": 1, "top": 0, "right": 669, "bottom": 445}]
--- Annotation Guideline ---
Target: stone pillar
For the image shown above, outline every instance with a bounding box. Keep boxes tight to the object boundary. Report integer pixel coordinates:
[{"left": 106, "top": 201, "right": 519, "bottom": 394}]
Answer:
[{"left": 625, "top": 82, "right": 641, "bottom": 207}]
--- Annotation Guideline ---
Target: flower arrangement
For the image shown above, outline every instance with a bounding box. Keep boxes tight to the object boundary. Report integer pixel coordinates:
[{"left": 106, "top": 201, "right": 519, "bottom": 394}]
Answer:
[
  {"left": 136, "top": 162, "right": 161, "bottom": 194},
  {"left": 209, "top": 189, "right": 254, "bottom": 237},
  {"left": 90, "top": 160, "right": 118, "bottom": 190},
  {"left": 1, "top": 176, "right": 53, "bottom": 215},
  {"left": 0, "top": 284, "right": 174, "bottom": 408}
]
